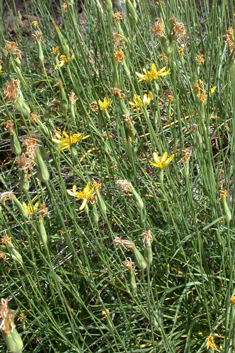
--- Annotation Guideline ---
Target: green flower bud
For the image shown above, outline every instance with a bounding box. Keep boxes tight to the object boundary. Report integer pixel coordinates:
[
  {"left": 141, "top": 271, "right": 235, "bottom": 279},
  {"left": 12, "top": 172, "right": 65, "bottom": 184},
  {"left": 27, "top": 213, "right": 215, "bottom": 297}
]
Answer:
[
  {"left": 222, "top": 198, "right": 232, "bottom": 224},
  {"left": 131, "top": 186, "right": 144, "bottom": 210},
  {"left": 132, "top": 246, "right": 147, "bottom": 271},
  {"left": 35, "top": 150, "right": 49, "bottom": 183},
  {"left": 144, "top": 246, "right": 153, "bottom": 265},
  {"left": 125, "top": 0, "right": 138, "bottom": 24},
  {"left": 10, "top": 248, "right": 23, "bottom": 267},
  {"left": 130, "top": 271, "right": 137, "bottom": 293},
  {"left": 10, "top": 133, "right": 22, "bottom": 156},
  {"left": 96, "top": 189, "right": 107, "bottom": 217},
  {"left": 38, "top": 43, "right": 44, "bottom": 65},
  {"left": 92, "top": 203, "right": 99, "bottom": 226},
  {"left": 12, "top": 196, "right": 29, "bottom": 218},
  {"left": 14, "top": 96, "right": 30, "bottom": 118},
  {"left": 19, "top": 171, "right": 29, "bottom": 192},
  {"left": 103, "top": 0, "right": 113, "bottom": 12},
  {"left": 38, "top": 217, "right": 48, "bottom": 248},
  {"left": 53, "top": 22, "right": 70, "bottom": 56},
  {"left": 3, "top": 328, "right": 23, "bottom": 353},
  {"left": 59, "top": 82, "right": 68, "bottom": 117}
]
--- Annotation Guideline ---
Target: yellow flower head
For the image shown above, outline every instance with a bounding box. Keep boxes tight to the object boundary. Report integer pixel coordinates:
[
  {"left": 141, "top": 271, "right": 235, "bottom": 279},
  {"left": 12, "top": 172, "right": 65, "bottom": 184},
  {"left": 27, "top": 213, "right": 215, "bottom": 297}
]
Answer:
[
  {"left": 22, "top": 201, "right": 39, "bottom": 216},
  {"left": 206, "top": 336, "right": 216, "bottom": 351},
  {"left": 211, "top": 86, "right": 216, "bottom": 94},
  {"left": 98, "top": 97, "right": 112, "bottom": 111},
  {"left": 52, "top": 130, "right": 89, "bottom": 151},
  {"left": 129, "top": 92, "right": 153, "bottom": 110},
  {"left": 150, "top": 151, "right": 174, "bottom": 169},
  {"left": 54, "top": 53, "right": 74, "bottom": 70},
  {"left": 136, "top": 64, "right": 170, "bottom": 82},
  {"left": 67, "top": 182, "right": 95, "bottom": 210}
]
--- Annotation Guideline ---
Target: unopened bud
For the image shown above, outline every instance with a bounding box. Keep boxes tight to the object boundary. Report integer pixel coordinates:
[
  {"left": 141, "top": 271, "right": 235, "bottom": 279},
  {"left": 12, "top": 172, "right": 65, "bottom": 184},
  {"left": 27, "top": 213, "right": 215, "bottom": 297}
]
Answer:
[
  {"left": 132, "top": 246, "right": 147, "bottom": 271},
  {"left": 35, "top": 150, "right": 49, "bottom": 183},
  {"left": 125, "top": 0, "right": 138, "bottom": 24},
  {"left": 3, "top": 328, "right": 23, "bottom": 353},
  {"left": 10, "top": 133, "right": 22, "bottom": 156},
  {"left": 12, "top": 196, "right": 29, "bottom": 218}
]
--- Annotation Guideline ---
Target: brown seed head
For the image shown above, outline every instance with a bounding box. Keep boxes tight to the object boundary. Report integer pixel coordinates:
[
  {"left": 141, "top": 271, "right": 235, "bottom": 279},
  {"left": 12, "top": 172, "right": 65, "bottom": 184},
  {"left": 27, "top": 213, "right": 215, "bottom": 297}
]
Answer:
[
  {"left": 0, "top": 192, "right": 15, "bottom": 203},
  {"left": 124, "top": 257, "right": 136, "bottom": 274},
  {"left": 114, "top": 48, "right": 125, "bottom": 64},
  {"left": 171, "top": 17, "right": 187, "bottom": 37},
  {"left": 0, "top": 298, "right": 17, "bottom": 334},
  {"left": 4, "top": 79, "right": 20, "bottom": 103},
  {"left": 219, "top": 189, "right": 228, "bottom": 200},
  {"left": 153, "top": 18, "right": 164, "bottom": 37},
  {"left": 3, "top": 41, "right": 21, "bottom": 58},
  {"left": 116, "top": 179, "right": 132, "bottom": 192},
  {"left": 33, "top": 31, "right": 42, "bottom": 42},
  {"left": 91, "top": 101, "right": 98, "bottom": 111},
  {"left": 111, "top": 87, "right": 125, "bottom": 99},
  {"left": 113, "top": 12, "right": 123, "bottom": 22},
  {"left": 114, "top": 236, "right": 135, "bottom": 249},
  {"left": 23, "top": 136, "right": 38, "bottom": 160},
  {"left": 18, "top": 153, "right": 33, "bottom": 174},
  {"left": 6, "top": 120, "right": 14, "bottom": 135},
  {"left": 69, "top": 91, "right": 78, "bottom": 104},
  {"left": 196, "top": 54, "right": 205, "bottom": 65},
  {"left": 181, "top": 149, "right": 192, "bottom": 165},
  {"left": 140, "top": 230, "right": 153, "bottom": 248},
  {"left": 38, "top": 203, "right": 50, "bottom": 218},
  {"left": 53, "top": 46, "right": 60, "bottom": 55},
  {"left": 1, "top": 234, "right": 12, "bottom": 247}
]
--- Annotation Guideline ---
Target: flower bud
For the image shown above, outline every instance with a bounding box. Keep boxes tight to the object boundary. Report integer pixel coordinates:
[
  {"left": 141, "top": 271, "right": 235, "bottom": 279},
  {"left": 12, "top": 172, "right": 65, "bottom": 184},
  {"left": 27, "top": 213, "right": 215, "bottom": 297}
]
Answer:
[
  {"left": 103, "top": 0, "right": 113, "bottom": 12},
  {"left": 92, "top": 203, "right": 99, "bottom": 226},
  {"left": 144, "top": 246, "right": 153, "bottom": 265},
  {"left": 19, "top": 171, "right": 29, "bottom": 192},
  {"left": 12, "top": 196, "right": 29, "bottom": 218},
  {"left": 125, "top": 0, "right": 138, "bottom": 24},
  {"left": 35, "top": 150, "right": 49, "bottom": 183},
  {"left": 3, "top": 328, "right": 23, "bottom": 353},
  {"left": 10, "top": 133, "right": 22, "bottom": 156},
  {"left": 131, "top": 185, "right": 144, "bottom": 210},
  {"left": 132, "top": 246, "right": 147, "bottom": 271},
  {"left": 130, "top": 271, "right": 137, "bottom": 293},
  {"left": 59, "top": 81, "right": 68, "bottom": 117},
  {"left": 38, "top": 217, "right": 48, "bottom": 248},
  {"left": 10, "top": 248, "right": 23, "bottom": 267},
  {"left": 53, "top": 22, "right": 70, "bottom": 56}
]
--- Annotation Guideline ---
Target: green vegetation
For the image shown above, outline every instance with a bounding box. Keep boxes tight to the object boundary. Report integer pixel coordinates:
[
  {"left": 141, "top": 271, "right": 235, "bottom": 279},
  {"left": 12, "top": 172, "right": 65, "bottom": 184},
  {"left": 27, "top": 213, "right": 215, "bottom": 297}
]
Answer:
[{"left": 0, "top": 0, "right": 235, "bottom": 351}]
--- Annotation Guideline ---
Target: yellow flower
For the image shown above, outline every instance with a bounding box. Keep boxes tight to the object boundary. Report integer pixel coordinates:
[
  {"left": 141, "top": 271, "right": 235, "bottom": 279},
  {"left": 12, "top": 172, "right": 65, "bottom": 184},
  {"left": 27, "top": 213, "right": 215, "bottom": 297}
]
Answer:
[
  {"left": 206, "top": 336, "right": 216, "bottom": 351},
  {"left": 54, "top": 53, "right": 74, "bottom": 70},
  {"left": 53, "top": 46, "right": 60, "bottom": 55},
  {"left": 98, "top": 97, "right": 112, "bottom": 110},
  {"left": 149, "top": 152, "right": 174, "bottom": 169},
  {"left": 211, "top": 86, "right": 216, "bottom": 94},
  {"left": 52, "top": 130, "right": 89, "bottom": 151},
  {"left": 22, "top": 201, "right": 39, "bottom": 216},
  {"left": 136, "top": 64, "right": 170, "bottom": 82},
  {"left": 0, "top": 65, "right": 2, "bottom": 73},
  {"left": 67, "top": 182, "right": 95, "bottom": 210},
  {"left": 129, "top": 92, "right": 153, "bottom": 110}
]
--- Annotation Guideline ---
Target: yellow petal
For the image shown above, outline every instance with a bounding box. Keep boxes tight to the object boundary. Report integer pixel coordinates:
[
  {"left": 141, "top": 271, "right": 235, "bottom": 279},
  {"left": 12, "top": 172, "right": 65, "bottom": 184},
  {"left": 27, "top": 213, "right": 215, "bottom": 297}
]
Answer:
[
  {"left": 153, "top": 152, "right": 160, "bottom": 163},
  {"left": 79, "top": 199, "right": 87, "bottom": 210}
]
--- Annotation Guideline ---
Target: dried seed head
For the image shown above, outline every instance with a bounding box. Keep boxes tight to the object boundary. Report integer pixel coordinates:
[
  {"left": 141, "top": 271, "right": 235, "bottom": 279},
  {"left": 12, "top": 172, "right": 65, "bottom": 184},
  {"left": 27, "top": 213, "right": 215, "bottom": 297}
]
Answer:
[
  {"left": 226, "top": 27, "right": 234, "bottom": 39},
  {"left": 0, "top": 298, "right": 16, "bottom": 334},
  {"left": 30, "top": 113, "right": 39, "bottom": 121},
  {"left": 23, "top": 136, "right": 38, "bottom": 160},
  {"left": 181, "top": 149, "right": 192, "bottom": 165},
  {"left": 153, "top": 18, "right": 165, "bottom": 37},
  {"left": 114, "top": 48, "right": 125, "bottom": 64},
  {"left": 53, "top": 46, "right": 60, "bottom": 55},
  {"left": 90, "top": 194, "right": 98, "bottom": 205},
  {"left": 196, "top": 54, "right": 205, "bottom": 65},
  {"left": 116, "top": 179, "right": 133, "bottom": 192},
  {"left": 171, "top": 17, "right": 187, "bottom": 37},
  {"left": 1, "top": 234, "right": 12, "bottom": 247},
  {"left": 93, "top": 180, "right": 101, "bottom": 191},
  {"left": 0, "top": 251, "right": 6, "bottom": 261},
  {"left": 113, "top": 33, "right": 125, "bottom": 48},
  {"left": 199, "top": 91, "right": 207, "bottom": 103},
  {"left": 219, "top": 189, "right": 227, "bottom": 200},
  {"left": 113, "top": 12, "right": 123, "bottom": 22},
  {"left": 18, "top": 153, "right": 33, "bottom": 175},
  {"left": 124, "top": 257, "right": 136, "bottom": 274},
  {"left": 69, "top": 91, "right": 78, "bottom": 104},
  {"left": 0, "top": 192, "right": 15, "bottom": 203},
  {"left": 38, "top": 203, "right": 49, "bottom": 218},
  {"left": 191, "top": 123, "right": 198, "bottom": 133},
  {"left": 114, "top": 236, "right": 135, "bottom": 249},
  {"left": 111, "top": 87, "right": 125, "bottom": 99},
  {"left": 33, "top": 30, "right": 42, "bottom": 42},
  {"left": 4, "top": 79, "right": 20, "bottom": 103},
  {"left": 91, "top": 101, "right": 98, "bottom": 111},
  {"left": 3, "top": 41, "right": 21, "bottom": 58},
  {"left": 6, "top": 120, "right": 14, "bottom": 135},
  {"left": 140, "top": 230, "right": 153, "bottom": 247}
]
